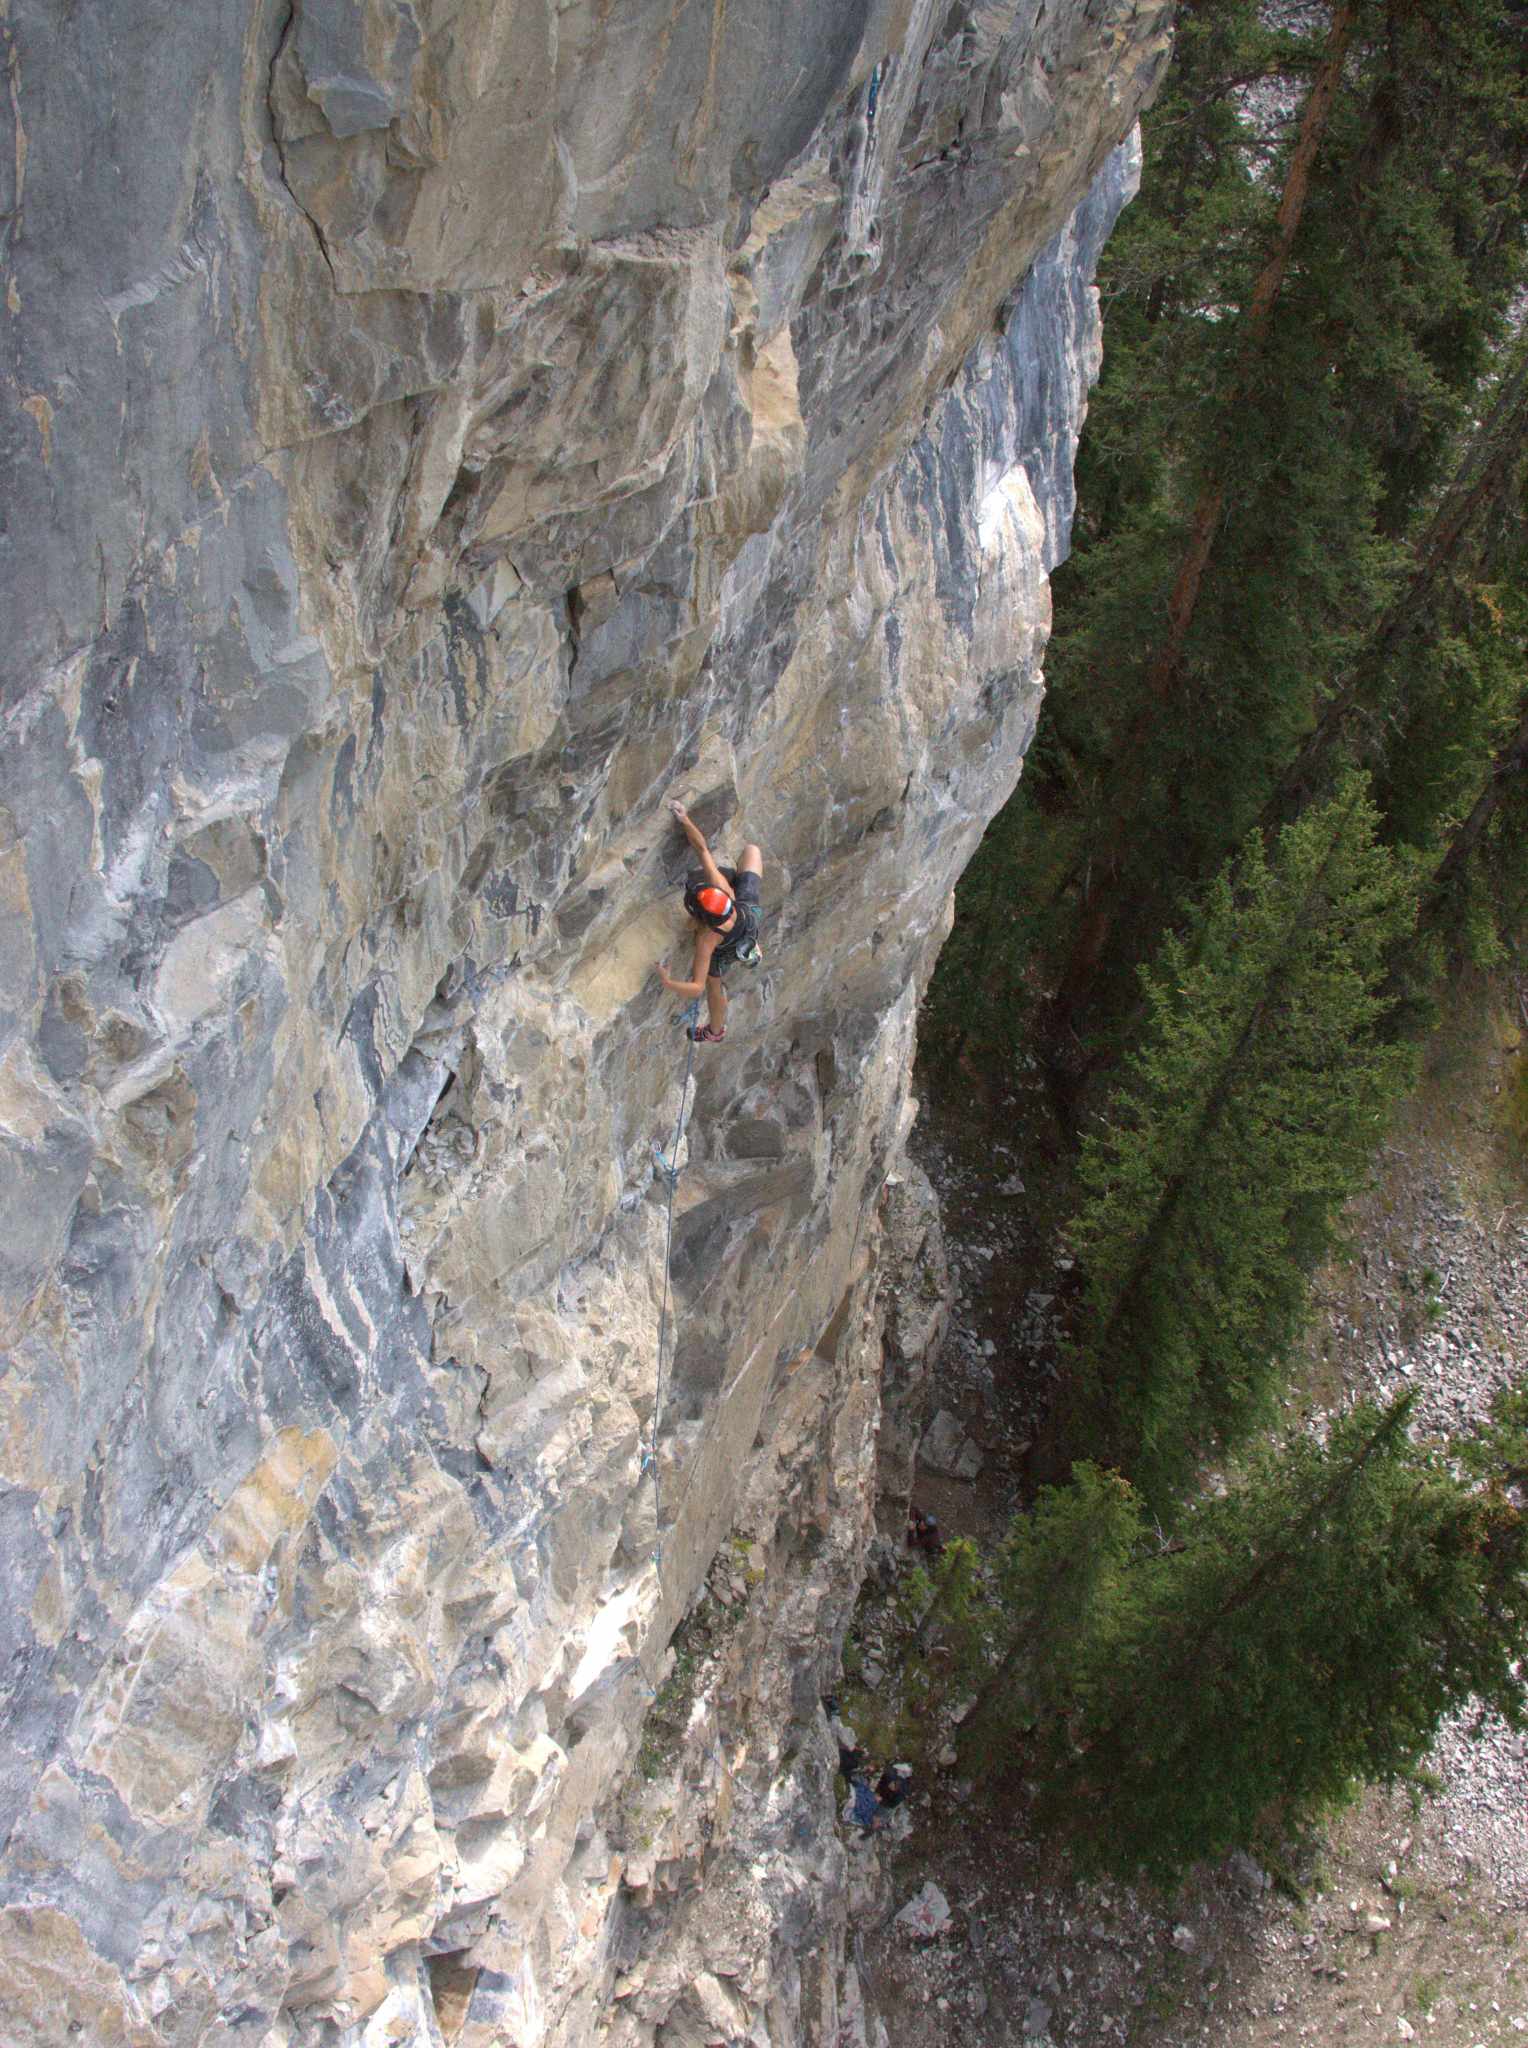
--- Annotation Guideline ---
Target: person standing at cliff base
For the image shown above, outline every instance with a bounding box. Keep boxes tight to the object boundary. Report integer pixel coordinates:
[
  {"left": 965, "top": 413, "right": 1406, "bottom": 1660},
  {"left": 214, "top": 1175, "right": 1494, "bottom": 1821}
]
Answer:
[{"left": 655, "top": 800, "right": 763, "bottom": 1043}]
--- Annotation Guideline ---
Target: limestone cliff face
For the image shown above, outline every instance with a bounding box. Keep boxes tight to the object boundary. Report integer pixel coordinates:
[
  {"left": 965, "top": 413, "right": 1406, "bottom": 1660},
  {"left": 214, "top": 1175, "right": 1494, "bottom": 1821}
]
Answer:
[{"left": 0, "top": 5, "right": 1166, "bottom": 2042}]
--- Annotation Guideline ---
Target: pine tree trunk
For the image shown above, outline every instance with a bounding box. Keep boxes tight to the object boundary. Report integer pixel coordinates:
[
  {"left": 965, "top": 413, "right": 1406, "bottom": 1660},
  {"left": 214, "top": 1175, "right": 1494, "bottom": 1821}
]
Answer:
[
  {"left": 958, "top": 1631, "right": 1031, "bottom": 1753},
  {"left": 1430, "top": 695, "right": 1528, "bottom": 897}
]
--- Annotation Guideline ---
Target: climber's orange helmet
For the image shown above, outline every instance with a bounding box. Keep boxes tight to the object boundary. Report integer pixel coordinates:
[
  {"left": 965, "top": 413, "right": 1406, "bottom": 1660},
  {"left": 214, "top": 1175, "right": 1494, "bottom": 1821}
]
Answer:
[{"left": 684, "top": 882, "right": 734, "bottom": 928}]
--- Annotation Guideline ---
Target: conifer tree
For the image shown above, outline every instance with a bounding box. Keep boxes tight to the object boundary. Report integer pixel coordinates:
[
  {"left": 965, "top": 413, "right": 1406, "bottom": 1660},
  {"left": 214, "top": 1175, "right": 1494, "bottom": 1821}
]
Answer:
[
  {"left": 960, "top": 1462, "right": 1142, "bottom": 1745},
  {"left": 1429, "top": 688, "right": 1528, "bottom": 948},
  {"left": 987, "top": 1394, "right": 1528, "bottom": 1886},
  {"left": 1268, "top": 335, "right": 1528, "bottom": 831},
  {"left": 1045, "top": 0, "right": 1361, "bottom": 1029},
  {"left": 915, "top": 0, "right": 1528, "bottom": 1903},
  {"left": 925, "top": 0, "right": 1528, "bottom": 1078},
  {"left": 1381, "top": 344, "right": 1528, "bottom": 955},
  {"left": 1062, "top": 781, "right": 1418, "bottom": 1505}
]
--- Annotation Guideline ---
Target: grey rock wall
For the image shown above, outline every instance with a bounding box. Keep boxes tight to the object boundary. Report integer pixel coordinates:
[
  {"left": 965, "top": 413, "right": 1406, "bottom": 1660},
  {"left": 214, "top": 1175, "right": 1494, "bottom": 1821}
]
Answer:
[{"left": 0, "top": 3, "right": 1166, "bottom": 2042}]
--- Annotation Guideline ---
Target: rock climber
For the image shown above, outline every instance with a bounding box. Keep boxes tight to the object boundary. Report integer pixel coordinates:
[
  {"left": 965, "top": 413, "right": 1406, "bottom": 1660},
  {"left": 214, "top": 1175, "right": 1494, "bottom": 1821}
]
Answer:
[
  {"left": 835, "top": 1737, "right": 885, "bottom": 1832},
  {"left": 875, "top": 1761, "right": 914, "bottom": 1809},
  {"left": 837, "top": 1739, "right": 869, "bottom": 1787},
  {"left": 655, "top": 800, "right": 763, "bottom": 1043},
  {"left": 848, "top": 1772, "right": 885, "bottom": 1833},
  {"left": 823, "top": 1699, "right": 894, "bottom": 1834}
]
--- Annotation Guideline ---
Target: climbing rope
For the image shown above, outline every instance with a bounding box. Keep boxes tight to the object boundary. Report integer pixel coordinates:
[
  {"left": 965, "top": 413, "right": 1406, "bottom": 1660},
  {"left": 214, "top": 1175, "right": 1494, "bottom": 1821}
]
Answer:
[
  {"left": 632, "top": 1006, "right": 744, "bottom": 1803},
  {"left": 641, "top": 997, "right": 702, "bottom": 1602}
]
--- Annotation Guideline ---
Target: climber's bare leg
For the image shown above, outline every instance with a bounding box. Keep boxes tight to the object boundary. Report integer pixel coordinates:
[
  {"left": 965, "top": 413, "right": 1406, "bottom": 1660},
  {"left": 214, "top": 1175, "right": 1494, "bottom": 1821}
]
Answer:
[{"left": 705, "top": 975, "right": 729, "bottom": 1035}]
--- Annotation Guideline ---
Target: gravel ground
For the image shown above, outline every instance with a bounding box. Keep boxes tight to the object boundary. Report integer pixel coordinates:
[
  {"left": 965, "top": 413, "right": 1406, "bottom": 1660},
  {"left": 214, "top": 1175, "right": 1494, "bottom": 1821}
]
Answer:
[{"left": 855, "top": 992, "right": 1528, "bottom": 2048}]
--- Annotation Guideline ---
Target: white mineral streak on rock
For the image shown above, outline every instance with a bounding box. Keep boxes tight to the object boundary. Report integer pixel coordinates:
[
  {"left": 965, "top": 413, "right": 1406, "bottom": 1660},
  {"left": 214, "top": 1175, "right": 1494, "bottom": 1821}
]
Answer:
[{"left": 0, "top": 1, "right": 1168, "bottom": 2042}]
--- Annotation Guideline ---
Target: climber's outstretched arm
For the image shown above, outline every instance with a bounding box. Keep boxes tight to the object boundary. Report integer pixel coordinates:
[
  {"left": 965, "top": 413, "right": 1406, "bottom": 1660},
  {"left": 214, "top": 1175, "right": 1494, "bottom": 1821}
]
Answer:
[
  {"left": 670, "top": 800, "right": 730, "bottom": 898},
  {"left": 656, "top": 928, "right": 719, "bottom": 997}
]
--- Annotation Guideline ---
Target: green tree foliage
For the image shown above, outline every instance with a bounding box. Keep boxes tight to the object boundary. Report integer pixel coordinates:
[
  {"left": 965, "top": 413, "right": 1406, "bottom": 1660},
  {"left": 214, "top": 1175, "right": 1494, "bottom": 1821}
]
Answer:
[
  {"left": 1274, "top": 331, "right": 1528, "bottom": 963},
  {"left": 1063, "top": 782, "right": 1418, "bottom": 1505},
  {"left": 917, "top": 789, "right": 1037, "bottom": 1066},
  {"left": 924, "top": 0, "right": 1528, "bottom": 1073},
  {"left": 895, "top": 1535, "right": 990, "bottom": 1721},
  {"left": 911, "top": 2, "right": 1528, "bottom": 1898},
  {"left": 960, "top": 1462, "right": 1143, "bottom": 1744},
  {"left": 969, "top": 1394, "right": 1528, "bottom": 1887},
  {"left": 1379, "top": 342, "right": 1528, "bottom": 955}
]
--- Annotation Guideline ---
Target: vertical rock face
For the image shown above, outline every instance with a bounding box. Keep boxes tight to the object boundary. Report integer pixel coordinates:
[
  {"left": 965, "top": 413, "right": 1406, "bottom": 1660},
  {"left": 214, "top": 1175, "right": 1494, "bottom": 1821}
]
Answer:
[{"left": 0, "top": 4, "right": 1166, "bottom": 2043}]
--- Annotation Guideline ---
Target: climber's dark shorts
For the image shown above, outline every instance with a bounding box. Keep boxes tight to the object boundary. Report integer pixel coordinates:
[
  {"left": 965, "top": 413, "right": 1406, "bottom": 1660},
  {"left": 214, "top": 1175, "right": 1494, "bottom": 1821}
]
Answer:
[{"left": 707, "top": 870, "right": 763, "bottom": 980}]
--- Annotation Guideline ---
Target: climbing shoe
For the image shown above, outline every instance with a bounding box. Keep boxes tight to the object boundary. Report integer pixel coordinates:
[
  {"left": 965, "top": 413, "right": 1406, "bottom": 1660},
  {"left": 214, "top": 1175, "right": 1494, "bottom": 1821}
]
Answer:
[{"left": 687, "top": 1023, "right": 726, "bottom": 1043}]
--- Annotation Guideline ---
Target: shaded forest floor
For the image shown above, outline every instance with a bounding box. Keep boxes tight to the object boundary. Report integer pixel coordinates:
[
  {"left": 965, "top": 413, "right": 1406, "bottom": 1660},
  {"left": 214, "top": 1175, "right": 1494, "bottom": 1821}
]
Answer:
[{"left": 850, "top": 977, "right": 1528, "bottom": 2048}]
